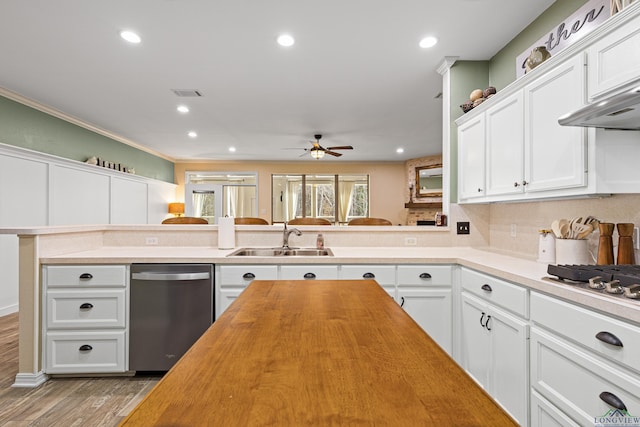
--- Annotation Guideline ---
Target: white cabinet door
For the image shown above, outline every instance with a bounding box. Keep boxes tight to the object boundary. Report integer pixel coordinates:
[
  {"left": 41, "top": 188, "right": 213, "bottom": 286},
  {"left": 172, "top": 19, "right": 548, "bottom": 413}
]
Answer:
[
  {"left": 524, "top": 54, "right": 587, "bottom": 193},
  {"left": 460, "top": 292, "right": 490, "bottom": 389},
  {"left": 485, "top": 91, "right": 525, "bottom": 197},
  {"left": 488, "top": 305, "right": 529, "bottom": 427},
  {"left": 397, "top": 287, "right": 452, "bottom": 354},
  {"left": 587, "top": 12, "right": 640, "bottom": 100},
  {"left": 218, "top": 287, "right": 245, "bottom": 318},
  {"left": 461, "top": 292, "right": 528, "bottom": 426},
  {"left": 458, "top": 114, "right": 486, "bottom": 200}
]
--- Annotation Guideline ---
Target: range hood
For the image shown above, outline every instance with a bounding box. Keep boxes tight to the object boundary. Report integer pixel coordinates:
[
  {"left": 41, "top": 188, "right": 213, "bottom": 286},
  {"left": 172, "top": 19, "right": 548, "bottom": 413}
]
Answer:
[{"left": 558, "top": 86, "right": 640, "bottom": 130}]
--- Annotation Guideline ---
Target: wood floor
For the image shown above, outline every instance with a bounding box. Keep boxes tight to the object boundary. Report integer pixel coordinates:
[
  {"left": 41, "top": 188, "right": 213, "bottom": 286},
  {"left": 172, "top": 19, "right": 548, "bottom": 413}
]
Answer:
[{"left": 0, "top": 313, "right": 160, "bottom": 426}]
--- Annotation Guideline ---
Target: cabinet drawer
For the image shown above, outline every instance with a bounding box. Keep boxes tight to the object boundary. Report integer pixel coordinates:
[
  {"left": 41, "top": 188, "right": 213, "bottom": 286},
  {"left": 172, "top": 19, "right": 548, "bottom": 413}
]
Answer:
[
  {"left": 531, "top": 291, "right": 640, "bottom": 374},
  {"left": 397, "top": 265, "right": 452, "bottom": 286},
  {"left": 531, "top": 328, "right": 640, "bottom": 426},
  {"left": 46, "top": 289, "right": 126, "bottom": 329},
  {"left": 279, "top": 265, "right": 338, "bottom": 280},
  {"left": 45, "top": 265, "right": 127, "bottom": 288},
  {"left": 461, "top": 267, "right": 528, "bottom": 318},
  {"left": 339, "top": 265, "right": 396, "bottom": 285},
  {"left": 45, "top": 331, "right": 126, "bottom": 374},
  {"left": 219, "top": 265, "right": 278, "bottom": 285}
]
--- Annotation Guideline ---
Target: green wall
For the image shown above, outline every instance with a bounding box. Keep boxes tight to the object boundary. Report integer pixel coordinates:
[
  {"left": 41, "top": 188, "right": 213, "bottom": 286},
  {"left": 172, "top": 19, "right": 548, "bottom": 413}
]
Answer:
[
  {"left": 0, "top": 95, "right": 174, "bottom": 183},
  {"left": 489, "top": 0, "right": 589, "bottom": 89}
]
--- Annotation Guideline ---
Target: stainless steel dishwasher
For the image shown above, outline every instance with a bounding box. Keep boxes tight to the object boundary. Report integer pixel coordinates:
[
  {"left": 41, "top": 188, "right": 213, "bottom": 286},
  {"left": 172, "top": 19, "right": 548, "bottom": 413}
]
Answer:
[{"left": 130, "top": 263, "right": 214, "bottom": 372}]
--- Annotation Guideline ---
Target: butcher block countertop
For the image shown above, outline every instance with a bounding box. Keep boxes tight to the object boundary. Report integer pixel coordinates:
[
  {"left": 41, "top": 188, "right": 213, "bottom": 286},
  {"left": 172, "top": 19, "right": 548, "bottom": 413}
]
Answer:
[{"left": 120, "top": 279, "right": 516, "bottom": 426}]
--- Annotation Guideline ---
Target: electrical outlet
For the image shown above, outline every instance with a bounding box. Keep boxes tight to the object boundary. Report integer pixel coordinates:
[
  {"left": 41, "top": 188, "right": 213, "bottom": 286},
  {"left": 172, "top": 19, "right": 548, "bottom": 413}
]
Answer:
[
  {"left": 634, "top": 226, "right": 639, "bottom": 250},
  {"left": 457, "top": 222, "right": 470, "bottom": 235},
  {"left": 510, "top": 224, "right": 517, "bottom": 238},
  {"left": 145, "top": 237, "right": 159, "bottom": 245},
  {"left": 405, "top": 237, "right": 417, "bottom": 246}
]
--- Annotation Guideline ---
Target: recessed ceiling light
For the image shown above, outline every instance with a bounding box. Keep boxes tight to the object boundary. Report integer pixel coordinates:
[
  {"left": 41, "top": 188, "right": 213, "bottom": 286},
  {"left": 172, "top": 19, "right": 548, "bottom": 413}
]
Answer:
[
  {"left": 396, "top": 148, "right": 404, "bottom": 154},
  {"left": 228, "top": 147, "right": 236, "bottom": 152},
  {"left": 177, "top": 105, "right": 189, "bottom": 113},
  {"left": 277, "top": 34, "right": 295, "bottom": 47},
  {"left": 188, "top": 131, "right": 197, "bottom": 138},
  {"left": 120, "top": 30, "right": 141, "bottom": 44},
  {"left": 419, "top": 36, "right": 438, "bottom": 49}
]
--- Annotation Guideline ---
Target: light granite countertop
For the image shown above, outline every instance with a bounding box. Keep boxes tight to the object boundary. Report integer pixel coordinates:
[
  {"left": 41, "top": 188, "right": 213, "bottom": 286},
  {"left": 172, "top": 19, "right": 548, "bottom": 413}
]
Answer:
[{"left": 41, "top": 245, "right": 640, "bottom": 324}]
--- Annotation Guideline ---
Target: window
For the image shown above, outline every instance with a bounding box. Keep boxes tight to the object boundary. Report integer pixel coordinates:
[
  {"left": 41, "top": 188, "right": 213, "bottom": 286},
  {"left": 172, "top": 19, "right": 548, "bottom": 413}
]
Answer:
[
  {"left": 272, "top": 174, "right": 369, "bottom": 224},
  {"left": 185, "top": 172, "right": 257, "bottom": 223}
]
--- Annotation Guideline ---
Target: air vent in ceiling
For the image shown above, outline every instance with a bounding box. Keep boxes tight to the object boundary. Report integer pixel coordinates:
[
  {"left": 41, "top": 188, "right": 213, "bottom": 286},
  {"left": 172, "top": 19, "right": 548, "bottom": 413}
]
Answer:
[{"left": 171, "top": 89, "right": 203, "bottom": 97}]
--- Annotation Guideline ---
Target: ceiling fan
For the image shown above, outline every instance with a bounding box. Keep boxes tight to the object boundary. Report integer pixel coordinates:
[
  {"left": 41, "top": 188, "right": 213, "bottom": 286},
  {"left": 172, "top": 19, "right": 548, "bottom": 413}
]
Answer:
[{"left": 304, "top": 134, "right": 353, "bottom": 159}]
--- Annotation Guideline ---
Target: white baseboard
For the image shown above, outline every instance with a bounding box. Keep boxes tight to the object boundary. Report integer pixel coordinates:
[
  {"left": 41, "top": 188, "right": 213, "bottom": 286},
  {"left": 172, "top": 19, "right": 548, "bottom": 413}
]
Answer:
[
  {"left": 0, "top": 304, "right": 18, "bottom": 317},
  {"left": 12, "top": 372, "right": 49, "bottom": 388}
]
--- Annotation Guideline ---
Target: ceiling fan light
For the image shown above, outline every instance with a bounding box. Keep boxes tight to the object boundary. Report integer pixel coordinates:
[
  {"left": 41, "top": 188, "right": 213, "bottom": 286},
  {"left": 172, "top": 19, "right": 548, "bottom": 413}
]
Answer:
[{"left": 310, "top": 148, "right": 325, "bottom": 159}]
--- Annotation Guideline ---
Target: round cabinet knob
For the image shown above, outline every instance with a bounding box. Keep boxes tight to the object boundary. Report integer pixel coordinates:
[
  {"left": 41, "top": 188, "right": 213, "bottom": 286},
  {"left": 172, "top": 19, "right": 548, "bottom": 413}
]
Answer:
[
  {"left": 477, "top": 188, "right": 482, "bottom": 192},
  {"left": 514, "top": 182, "right": 520, "bottom": 187},
  {"left": 522, "top": 180, "right": 528, "bottom": 186}
]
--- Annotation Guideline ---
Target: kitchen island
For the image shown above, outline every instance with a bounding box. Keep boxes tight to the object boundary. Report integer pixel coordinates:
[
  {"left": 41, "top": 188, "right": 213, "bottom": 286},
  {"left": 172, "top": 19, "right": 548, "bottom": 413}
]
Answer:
[{"left": 120, "top": 279, "right": 516, "bottom": 426}]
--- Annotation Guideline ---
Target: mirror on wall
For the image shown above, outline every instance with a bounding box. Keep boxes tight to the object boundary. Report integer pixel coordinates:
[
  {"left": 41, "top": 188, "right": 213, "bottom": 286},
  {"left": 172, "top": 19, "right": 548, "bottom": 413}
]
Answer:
[{"left": 415, "top": 165, "right": 443, "bottom": 198}]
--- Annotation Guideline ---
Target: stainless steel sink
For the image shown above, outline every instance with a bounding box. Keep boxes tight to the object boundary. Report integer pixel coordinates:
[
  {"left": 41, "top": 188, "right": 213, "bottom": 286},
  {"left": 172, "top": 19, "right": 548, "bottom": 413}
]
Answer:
[{"left": 227, "top": 247, "right": 334, "bottom": 257}]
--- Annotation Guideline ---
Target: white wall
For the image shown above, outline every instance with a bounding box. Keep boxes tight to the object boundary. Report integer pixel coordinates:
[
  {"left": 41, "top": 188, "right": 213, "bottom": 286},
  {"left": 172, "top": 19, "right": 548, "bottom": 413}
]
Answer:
[{"left": 0, "top": 144, "right": 176, "bottom": 315}]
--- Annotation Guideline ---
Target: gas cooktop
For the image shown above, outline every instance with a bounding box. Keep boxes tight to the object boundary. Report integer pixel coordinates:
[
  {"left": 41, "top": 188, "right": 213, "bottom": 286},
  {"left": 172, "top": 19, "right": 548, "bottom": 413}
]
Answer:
[{"left": 546, "top": 264, "right": 640, "bottom": 300}]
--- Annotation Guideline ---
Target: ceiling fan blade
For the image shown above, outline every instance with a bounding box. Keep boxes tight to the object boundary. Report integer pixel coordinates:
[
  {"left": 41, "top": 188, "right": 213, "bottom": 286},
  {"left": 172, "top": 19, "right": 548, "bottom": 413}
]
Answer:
[
  {"left": 326, "top": 145, "right": 353, "bottom": 150},
  {"left": 325, "top": 151, "right": 343, "bottom": 157}
]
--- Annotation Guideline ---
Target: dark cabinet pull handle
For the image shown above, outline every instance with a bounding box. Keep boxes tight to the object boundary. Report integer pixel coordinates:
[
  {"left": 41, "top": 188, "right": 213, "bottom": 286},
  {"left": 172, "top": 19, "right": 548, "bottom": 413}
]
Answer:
[
  {"left": 79, "top": 344, "right": 93, "bottom": 352},
  {"left": 599, "top": 391, "right": 627, "bottom": 411},
  {"left": 480, "top": 312, "right": 486, "bottom": 327},
  {"left": 79, "top": 273, "right": 93, "bottom": 280},
  {"left": 363, "top": 272, "right": 375, "bottom": 279},
  {"left": 400, "top": 296, "right": 405, "bottom": 307},
  {"left": 303, "top": 273, "right": 316, "bottom": 279},
  {"left": 242, "top": 272, "right": 256, "bottom": 280},
  {"left": 481, "top": 284, "right": 492, "bottom": 292},
  {"left": 79, "top": 303, "right": 94, "bottom": 310},
  {"left": 419, "top": 273, "right": 432, "bottom": 279},
  {"left": 596, "top": 331, "right": 624, "bottom": 347},
  {"left": 485, "top": 315, "right": 492, "bottom": 331}
]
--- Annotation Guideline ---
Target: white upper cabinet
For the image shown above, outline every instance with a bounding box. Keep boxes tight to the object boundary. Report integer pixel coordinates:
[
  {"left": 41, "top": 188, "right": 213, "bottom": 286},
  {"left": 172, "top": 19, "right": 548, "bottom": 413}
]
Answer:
[
  {"left": 458, "top": 114, "right": 486, "bottom": 200},
  {"left": 523, "top": 54, "right": 587, "bottom": 194},
  {"left": 485, "top": 91, "right": 524, "bottom": 197},
  {"left": 456, "top": 5, "right": 640, "bottom": 204},
  {"left": 587, "top": 9, "right": 640, "bottom": 100}
]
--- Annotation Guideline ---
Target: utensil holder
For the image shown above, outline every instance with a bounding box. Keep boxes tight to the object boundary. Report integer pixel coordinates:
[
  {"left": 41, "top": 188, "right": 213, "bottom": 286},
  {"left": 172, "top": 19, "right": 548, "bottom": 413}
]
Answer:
[
  {"left": 597, "top": 223, "right": 614, "bottom": 265},
  {"left": 616, "top": 223, "right": 635, "bottom": 265}
]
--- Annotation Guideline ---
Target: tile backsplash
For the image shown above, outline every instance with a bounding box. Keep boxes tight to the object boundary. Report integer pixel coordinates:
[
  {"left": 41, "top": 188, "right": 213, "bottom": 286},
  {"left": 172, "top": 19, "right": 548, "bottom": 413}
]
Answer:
[{"left": 459, "top": 194, "right": 640, "bottom": 261}]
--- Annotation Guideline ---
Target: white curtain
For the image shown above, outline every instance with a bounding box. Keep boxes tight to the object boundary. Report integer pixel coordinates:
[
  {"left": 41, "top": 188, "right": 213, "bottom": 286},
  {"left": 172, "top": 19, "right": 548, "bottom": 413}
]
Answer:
[
  {"left": 227, "top": 186, "right": 238, "bottom": 217},
  {"left": 287, "top": 182, "right": 299, "bottom": 221},
  {"left": 338, "top": 182, "right": 355, "bottom": 223}
]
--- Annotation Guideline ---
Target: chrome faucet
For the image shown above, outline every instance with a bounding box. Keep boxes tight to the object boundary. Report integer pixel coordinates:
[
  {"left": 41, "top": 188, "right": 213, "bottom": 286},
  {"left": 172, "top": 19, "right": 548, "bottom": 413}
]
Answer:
[{"left": 282, "top": 221, "right": 302, "bottom": 249}]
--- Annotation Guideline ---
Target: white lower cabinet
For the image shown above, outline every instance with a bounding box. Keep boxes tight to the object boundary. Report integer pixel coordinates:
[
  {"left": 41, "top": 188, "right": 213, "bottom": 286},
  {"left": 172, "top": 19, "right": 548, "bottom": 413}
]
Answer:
[
  {"left": 42, "top": 265, "right": 129, "bottom": 374},
  {"left": 397, "top": 265, "right": 452, "bottom": 353},
  {"left": 531, "top": 389, "right": 580, "bottom": 427},
  {"left": 530, "top": 291, "right": 640, "bottom": 426},
  {"left": 216, "top": 265, "right": 278, "bottom": 318},
  {"left": 459, "top": 268, "right": 529, "bottom": 426}
]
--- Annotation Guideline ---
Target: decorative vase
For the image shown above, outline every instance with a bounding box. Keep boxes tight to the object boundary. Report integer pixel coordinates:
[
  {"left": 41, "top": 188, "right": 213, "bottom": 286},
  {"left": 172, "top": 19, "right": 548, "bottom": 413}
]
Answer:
[{"left": 525, "top": 46, "right": 551, "bottom": 73}]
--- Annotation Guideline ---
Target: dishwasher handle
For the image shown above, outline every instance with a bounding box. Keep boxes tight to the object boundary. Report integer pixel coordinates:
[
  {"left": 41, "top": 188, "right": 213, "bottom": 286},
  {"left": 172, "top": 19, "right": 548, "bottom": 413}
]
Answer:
[{"left": 131, "top": 272, "right": 211, "bottom": 281}]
